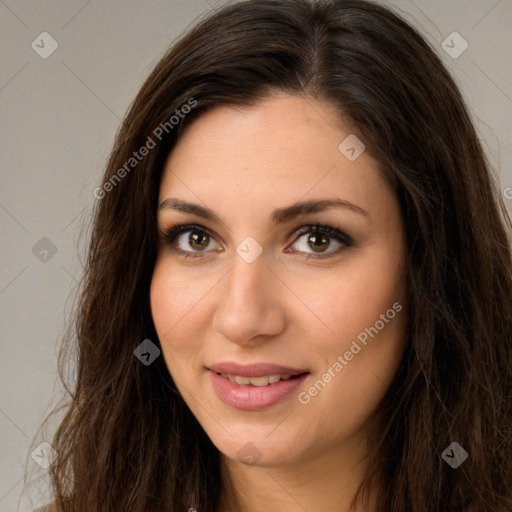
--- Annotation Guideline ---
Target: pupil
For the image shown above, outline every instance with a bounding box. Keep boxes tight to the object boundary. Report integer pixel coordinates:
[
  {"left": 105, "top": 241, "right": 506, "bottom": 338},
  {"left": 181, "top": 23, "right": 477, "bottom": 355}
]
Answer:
[
  {"left": 190, "top": 231, "right": 208, "bottom": 250},
  {"left": 309, "top": 233, "right": 329, "bottom": 252}
]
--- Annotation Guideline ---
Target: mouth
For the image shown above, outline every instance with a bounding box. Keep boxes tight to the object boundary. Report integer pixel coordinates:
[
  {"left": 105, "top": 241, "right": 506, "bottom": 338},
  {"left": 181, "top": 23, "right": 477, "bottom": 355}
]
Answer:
[
  {"left": 214, "top": 372, "right": 308, "bottom": 387},
  {"left": 207, "top": 363, "right": 311, "bottom": 410},
  {"left": 208, "top": 361, "right": 309, "bottom": 378}
]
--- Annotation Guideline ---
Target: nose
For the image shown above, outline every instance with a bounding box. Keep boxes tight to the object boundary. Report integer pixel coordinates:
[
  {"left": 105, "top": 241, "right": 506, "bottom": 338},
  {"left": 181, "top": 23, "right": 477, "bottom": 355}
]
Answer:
[{"left": 212, "top": 252, "right": 286, "bottom": 346}]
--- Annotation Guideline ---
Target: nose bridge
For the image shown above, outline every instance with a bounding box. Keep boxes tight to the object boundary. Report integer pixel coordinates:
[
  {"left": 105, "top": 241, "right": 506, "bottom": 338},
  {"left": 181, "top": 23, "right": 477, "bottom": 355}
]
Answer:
[
  {"left": 224, "top": 247, "right": 269, "bottom": 310},
  {"left": 212, "top": 245, "right": 284, "bottom": 343},
  {"left": 220, "top": 231, "right": 268, "bottom": 299}
]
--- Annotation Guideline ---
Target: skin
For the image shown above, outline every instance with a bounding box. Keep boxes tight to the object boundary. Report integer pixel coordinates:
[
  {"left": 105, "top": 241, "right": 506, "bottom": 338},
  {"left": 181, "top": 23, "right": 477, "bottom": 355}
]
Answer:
[{"left": 150, "top": 92, "right": 409, "bottom": 512}]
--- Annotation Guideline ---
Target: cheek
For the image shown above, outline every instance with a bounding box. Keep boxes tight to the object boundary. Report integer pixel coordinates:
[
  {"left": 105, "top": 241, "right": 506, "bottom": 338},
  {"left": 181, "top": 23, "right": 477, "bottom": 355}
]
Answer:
[
  {"left": 297, "top": 272, "right": 407, "bottom": 441},
  {"left": 149, "top": 259, "right": 209, "bottom": 363},
  {"left": 299, "top": 247, "right": 406, "bottom": 347},
  {"left": 295, "top": 242, "right": 408, "bottom": 417}
]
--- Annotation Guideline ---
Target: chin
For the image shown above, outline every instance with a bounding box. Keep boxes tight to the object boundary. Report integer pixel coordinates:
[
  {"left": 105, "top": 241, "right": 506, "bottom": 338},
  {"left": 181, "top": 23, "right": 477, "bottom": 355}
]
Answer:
[{"left": 211, "top": 430, "right": 303, "bottom": 468}]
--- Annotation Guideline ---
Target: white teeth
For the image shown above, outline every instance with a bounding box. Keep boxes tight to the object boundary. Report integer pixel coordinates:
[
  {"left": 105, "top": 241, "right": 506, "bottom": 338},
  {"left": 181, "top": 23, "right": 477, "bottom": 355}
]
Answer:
[
  {"left": 234, "top": 375, "right": 251, "bottom": 385},
  {"left": 248, "top": 376, "right": 270, "bottom": 387},
  {"left": 219, "top": 373, "right": 294, "bottom": 386}
]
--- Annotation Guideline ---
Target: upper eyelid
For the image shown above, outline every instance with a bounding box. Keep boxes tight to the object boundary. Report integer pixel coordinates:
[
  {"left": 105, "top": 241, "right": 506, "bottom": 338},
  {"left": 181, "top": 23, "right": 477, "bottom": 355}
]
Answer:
[
  {"left": 162, "top": 222, "right": 351, "bottom": 248},
  {"left": 161, "top": 222, "right": 339, "bottom": 237}
]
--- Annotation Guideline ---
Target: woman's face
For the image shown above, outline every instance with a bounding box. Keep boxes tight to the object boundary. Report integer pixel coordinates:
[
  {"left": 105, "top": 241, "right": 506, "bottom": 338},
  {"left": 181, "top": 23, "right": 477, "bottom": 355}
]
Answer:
[{"left": 150, "top": 92, "right": 408, "bottom": 468}]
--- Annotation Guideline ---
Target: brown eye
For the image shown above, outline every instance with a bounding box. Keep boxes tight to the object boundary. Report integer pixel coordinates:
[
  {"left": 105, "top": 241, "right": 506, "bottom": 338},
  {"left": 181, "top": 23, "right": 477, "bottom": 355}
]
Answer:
[
  {"left": 306, "top": 232, "right": 330, "bottom": 252},
  {"left": 187, "top": 230, "right": 210, "bottom": 251},
  {"left": 287, "top": 223, "right": 352, "bottom": 259},
  {"left": 162, "top": 224, "right": 221, "bottom": 258}
]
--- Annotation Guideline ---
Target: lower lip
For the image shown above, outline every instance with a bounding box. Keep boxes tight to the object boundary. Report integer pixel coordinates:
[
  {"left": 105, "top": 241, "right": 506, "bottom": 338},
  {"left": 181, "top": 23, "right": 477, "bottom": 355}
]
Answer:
[{"left": 208, "top": 370, "right": 309, "bottom": 411}]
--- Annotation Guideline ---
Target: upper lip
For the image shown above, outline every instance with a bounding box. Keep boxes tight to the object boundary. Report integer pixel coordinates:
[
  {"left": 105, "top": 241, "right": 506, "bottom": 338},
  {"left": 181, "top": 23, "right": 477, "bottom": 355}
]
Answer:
[{"left": 208, "top": 362, "right": 309, "bottom": 378}]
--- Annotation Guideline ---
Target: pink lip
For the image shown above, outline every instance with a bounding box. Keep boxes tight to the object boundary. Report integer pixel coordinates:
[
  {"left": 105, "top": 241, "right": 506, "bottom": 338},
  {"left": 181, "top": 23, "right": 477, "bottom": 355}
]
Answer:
[
  {"left": 208, "top": 361, "right": 309, "bottom": 378},
  {"left": 207, "top": 370, "right": 310, "bottom": 411}
]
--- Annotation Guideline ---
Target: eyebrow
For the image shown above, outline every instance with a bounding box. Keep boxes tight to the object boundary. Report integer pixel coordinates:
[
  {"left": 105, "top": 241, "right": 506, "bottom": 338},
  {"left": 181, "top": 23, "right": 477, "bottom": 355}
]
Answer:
[{"left": 158, "top": 197, "right": 369, "bottom": 226}]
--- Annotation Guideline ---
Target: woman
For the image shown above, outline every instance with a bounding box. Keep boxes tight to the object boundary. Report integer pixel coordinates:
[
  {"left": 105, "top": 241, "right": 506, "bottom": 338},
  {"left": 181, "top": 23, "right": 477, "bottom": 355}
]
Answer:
[{"left": 31, "top": 0, "right": 512, "bottom": 510}]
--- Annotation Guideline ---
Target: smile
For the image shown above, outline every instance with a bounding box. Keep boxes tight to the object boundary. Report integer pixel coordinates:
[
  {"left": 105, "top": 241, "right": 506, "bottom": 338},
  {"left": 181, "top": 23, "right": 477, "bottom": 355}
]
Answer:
[
  {"left": 208, "top": 370, "right": 310, "bottom": 410},
  {"left": 218, "top": 373, "right": 295, "bottom": 386}
]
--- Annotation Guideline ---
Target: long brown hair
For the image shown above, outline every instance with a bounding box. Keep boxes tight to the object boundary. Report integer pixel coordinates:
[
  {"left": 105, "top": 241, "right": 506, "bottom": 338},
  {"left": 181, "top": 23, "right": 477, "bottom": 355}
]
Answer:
[{"left": 28, "top": 0, "right": 512, "bottom": 510}]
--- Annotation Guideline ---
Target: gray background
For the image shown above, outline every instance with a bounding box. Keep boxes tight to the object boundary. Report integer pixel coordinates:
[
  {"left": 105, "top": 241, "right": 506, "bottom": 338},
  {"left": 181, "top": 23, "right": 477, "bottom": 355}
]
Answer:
[{"left": 1, "top": 0, "right": 511, "bottom": 510}]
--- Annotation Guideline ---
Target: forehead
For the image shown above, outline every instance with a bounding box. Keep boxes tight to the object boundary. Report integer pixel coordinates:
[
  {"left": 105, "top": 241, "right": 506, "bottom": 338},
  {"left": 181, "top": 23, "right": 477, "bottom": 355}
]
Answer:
[
  {"left": 158, "top": 93, "right": 394, "bottom": 225},
  {"left": 167, "top": 93, "right": 349, "bottom": 170}
]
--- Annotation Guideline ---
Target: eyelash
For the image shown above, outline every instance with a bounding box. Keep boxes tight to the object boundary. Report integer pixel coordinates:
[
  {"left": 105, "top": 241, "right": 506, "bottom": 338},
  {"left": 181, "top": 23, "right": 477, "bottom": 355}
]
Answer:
[{"left": 160, "top": 222, "right": 353, "bottom": 261}]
